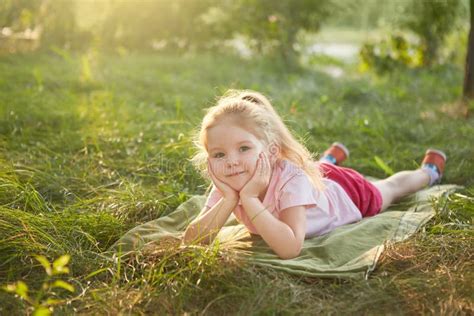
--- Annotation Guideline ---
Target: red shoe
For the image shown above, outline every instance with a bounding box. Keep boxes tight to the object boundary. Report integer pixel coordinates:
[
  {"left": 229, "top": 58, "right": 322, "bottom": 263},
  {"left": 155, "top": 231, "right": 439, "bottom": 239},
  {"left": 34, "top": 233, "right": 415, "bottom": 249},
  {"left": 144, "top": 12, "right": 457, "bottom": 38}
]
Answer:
[
  {"left": 421, "top": 149, "right": 447, "bottom": 179},
  {"left": 320, "top": 142, "right": 349, "bottom": 165}
]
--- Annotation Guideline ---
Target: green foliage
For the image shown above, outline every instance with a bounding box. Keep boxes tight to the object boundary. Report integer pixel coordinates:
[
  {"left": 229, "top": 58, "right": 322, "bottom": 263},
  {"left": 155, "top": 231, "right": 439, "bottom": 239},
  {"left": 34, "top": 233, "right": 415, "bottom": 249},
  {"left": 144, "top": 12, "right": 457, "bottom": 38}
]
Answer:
[
  {"left": 222, "top": 0, "right": 333, "bottom": 62},
  {"left": 120, "top": 238, "right": 244, "bottom": 300},
  {"left": 429, "top": 188, "right": 474, "bottom": 234},
  {"left": 100, "top": 0, "right": 333, "bottom": 63},
  {"left": 0, "top": 48, "right": 473, "bottom": 314},
  {"left": 359, "top": 34, "right": 424, "bottom": 73},
  {"left": 38, "top": 0, "right": 78, "bottom": 49},
  {"left": 2, "top": 254, "right": 75, "bottom": 315},
  {"left": 398, "top": 0, "right": 464, "bottom": 66},
  {"left": 361, "top": 0, "right": 466, "bottom": 73},
  {"left": 373, "top": 156, "right": 394, "bottom": 176},
  {"left": 101, "top": 0, "right": 223, "bottom": 51},
  {"left": 325, "top": 0, "right": 409, "bottom": 29},
  {"left": 0, "top": 0, "right": 93, "bottom": 50},
  {"left": 0, "top": 0, "right": 41, "bottom": 31}
]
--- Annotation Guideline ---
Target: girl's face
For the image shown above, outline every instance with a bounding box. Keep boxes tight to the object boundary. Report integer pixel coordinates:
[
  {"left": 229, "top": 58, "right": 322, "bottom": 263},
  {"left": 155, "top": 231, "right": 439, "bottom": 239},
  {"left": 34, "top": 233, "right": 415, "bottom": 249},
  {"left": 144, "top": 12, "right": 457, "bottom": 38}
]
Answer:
[{"left": 206, "top": 121, "right": 266, "bottom": 191}]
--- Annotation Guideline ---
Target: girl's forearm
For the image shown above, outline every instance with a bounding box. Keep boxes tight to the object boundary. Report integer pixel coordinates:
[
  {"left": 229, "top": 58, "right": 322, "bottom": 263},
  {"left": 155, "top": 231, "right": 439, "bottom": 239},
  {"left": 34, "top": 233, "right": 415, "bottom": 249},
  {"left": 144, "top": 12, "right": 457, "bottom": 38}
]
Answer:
[
  {"left": 183, "top": 197, "right": 238, "bottom": 245},
  {"left": 240, "top": 197, "right": 301, "bottom": 259}
]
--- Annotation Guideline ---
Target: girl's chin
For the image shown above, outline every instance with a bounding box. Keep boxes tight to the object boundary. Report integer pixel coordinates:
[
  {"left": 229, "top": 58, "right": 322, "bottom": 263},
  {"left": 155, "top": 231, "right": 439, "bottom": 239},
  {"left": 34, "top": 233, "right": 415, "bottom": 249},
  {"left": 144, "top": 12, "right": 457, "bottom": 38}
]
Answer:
[
  {"left": 225, "top": 179, "right": 249, "bottom": 192},
  {"left": 233, "top": 186, "right": 245, "bottom": 192},
  {"left": 228, "top": 183, "right": 245, "bottom": 192}
]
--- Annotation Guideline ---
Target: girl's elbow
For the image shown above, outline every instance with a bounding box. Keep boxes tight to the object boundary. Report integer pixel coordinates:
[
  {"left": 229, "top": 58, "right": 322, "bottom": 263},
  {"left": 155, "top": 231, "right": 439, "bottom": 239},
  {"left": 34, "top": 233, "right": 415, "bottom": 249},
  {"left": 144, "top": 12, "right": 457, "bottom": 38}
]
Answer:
[
  {"left": 183, "top": 225, "right": 201, "bottom": 244},
  {"left": 277, "top": 248, "right": 302, "bottom": 260},
  {"left": 182, "top": 225, "right": 213, "bottom": 245},
  {"left": 182, "top": 227, "right": 195, "bottom": 245}
]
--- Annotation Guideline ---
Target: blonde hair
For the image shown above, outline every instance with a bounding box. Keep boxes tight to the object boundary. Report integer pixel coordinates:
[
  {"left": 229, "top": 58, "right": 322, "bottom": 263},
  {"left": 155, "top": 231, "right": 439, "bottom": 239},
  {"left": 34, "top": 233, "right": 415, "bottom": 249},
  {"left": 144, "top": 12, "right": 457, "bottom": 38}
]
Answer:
[{"left": 190, "top": 89, "right": 324, "bottom": 190}]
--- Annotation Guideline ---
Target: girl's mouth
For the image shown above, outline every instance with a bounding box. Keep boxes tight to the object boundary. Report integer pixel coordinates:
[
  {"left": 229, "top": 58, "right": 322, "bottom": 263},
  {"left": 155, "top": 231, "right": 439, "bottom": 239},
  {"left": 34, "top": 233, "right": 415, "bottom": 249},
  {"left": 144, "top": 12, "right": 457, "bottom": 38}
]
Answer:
[{"left": 227, "top": 171, "right": 245, "bottom": 177}]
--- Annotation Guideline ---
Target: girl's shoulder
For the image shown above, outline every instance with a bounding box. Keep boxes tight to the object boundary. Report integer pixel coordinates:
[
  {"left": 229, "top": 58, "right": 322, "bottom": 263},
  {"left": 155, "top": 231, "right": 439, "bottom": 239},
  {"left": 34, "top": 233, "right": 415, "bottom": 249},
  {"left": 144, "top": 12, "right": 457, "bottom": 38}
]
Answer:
[
  {"left": 271, "top": 160, "right": 321, "bottom": 210},
  {"left": 274, "top": 159, "right": 312, "bottom": 190},
  {"left": 278, "top": 159, "right": 311, "bottom": 175}
]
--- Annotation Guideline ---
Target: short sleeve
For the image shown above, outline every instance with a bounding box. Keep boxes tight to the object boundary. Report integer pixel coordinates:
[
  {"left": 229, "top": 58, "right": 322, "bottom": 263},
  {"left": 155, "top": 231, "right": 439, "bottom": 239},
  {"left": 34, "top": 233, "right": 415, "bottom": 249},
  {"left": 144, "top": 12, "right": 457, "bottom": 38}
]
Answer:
[
  {"left": 278, "top": 173, "right": 318, "bottom": 212},
  {"left": 205, "top": 185, "right": 223, "bottom": 209}
]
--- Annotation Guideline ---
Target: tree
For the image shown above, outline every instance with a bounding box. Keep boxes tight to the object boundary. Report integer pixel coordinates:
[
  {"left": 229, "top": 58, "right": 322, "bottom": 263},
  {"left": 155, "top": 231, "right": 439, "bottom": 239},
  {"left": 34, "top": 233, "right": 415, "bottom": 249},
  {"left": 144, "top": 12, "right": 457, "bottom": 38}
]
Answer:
[
  {"left": 223, "top": 0, "right": 333, "bottom": 63},
  {"left": 101, "top": 0, "right": 222, "bottom": 51},
  {"left": 464, "top": 0, "right": 474, "bottom": 98},
  {"left": 0, "top": 0, "right": 78, "bottom": 49},
  {"left": 463, "top": 0, "right": 474, "bottom": 117},
  {"left": 100, "top": 0, "right": 334, "bottom": 64},
  {"left": 0, "top": 0, "right": 41, "bottom": 31},
  {"left": 400, "top": 0, "right": 461, "bottom": 66},
  {"left": 38, "top": 0, "right": 77, "bottom": 49}
]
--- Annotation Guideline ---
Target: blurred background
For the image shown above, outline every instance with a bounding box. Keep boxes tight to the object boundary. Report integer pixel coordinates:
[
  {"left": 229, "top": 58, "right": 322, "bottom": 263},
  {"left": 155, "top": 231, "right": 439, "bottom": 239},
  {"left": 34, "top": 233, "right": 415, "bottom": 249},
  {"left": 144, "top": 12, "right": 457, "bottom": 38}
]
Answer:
[
  {"left": 0, "top": 0, "right": 469, "bottom": 70},
  {"left": 1, "top": 3, "right": 473, "bottom": 314}
]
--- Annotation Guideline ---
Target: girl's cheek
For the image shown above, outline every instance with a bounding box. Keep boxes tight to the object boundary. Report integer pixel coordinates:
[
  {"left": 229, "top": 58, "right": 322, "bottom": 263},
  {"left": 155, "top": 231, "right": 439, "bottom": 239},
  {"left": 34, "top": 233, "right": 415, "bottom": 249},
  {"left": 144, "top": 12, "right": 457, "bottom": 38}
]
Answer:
[
  {"left": 210, "top": 160, "right": 225, "bottom": 177},
  {"left": 246, "top": 157, "right": 259, "bottom": 172}
]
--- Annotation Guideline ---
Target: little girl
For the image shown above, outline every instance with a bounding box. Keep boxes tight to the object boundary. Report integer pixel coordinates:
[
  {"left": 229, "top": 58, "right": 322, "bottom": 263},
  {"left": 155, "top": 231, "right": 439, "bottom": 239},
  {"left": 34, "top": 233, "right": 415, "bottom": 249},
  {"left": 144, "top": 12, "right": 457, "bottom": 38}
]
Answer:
[{"left": 183, "top": 90, "right": 446, "bottom": 259}]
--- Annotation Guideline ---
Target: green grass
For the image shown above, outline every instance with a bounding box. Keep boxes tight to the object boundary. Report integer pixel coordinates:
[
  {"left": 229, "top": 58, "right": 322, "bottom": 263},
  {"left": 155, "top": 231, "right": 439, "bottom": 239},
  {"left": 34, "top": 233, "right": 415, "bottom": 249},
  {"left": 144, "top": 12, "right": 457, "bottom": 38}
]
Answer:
[{"left": 0, "top": 48, "right": 473, "bottom": 314}]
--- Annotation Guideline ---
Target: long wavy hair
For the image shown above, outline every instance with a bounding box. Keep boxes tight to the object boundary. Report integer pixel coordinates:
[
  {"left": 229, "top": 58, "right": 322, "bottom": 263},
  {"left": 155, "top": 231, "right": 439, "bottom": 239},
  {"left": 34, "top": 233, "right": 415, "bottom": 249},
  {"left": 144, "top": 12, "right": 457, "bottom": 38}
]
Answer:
[{"left": 190, "top": 89, "right": 324, "bottom": 190}]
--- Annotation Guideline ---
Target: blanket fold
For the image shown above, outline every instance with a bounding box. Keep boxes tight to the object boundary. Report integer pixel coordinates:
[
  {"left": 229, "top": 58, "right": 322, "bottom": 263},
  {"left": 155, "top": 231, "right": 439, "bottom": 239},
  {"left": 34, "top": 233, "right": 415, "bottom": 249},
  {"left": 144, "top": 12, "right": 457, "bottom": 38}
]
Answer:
[{"left": 110, "top": 184, "right": 459, "bottom": 279}]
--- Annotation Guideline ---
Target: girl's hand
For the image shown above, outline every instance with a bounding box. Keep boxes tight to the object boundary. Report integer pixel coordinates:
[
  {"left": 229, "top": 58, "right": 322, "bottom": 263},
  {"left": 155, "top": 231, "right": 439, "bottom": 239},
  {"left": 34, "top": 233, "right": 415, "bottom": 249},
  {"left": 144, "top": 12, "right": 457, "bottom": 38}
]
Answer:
[
  {"left": 240, "top": 152, "right": 272, "bottom": 200},
  {"left": 207, "top": 160, "right": 239, "bottom": 202}
]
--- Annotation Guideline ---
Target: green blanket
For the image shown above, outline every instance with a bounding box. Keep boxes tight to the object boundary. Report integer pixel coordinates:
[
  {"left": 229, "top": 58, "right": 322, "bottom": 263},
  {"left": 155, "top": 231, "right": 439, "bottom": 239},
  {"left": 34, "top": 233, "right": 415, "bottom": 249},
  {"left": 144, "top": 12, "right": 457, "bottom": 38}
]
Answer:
[{"left": 110, "top": 185, "right": 459, "bottom": 279}]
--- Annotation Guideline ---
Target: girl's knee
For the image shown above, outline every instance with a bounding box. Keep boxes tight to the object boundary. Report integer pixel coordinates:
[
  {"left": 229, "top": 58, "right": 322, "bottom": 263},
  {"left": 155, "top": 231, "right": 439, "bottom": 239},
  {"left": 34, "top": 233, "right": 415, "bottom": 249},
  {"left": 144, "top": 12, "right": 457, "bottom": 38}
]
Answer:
[{"left": 372, "top": 181, "right": 396, "bottom": 211}]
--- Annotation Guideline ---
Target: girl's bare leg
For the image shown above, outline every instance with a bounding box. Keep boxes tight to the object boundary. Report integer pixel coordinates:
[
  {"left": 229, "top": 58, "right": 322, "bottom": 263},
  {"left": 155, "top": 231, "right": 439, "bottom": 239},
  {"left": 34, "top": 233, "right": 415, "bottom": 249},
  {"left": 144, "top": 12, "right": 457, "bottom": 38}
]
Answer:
[{"left": 372, "top": 169, "right": 430, "bottom": 211}]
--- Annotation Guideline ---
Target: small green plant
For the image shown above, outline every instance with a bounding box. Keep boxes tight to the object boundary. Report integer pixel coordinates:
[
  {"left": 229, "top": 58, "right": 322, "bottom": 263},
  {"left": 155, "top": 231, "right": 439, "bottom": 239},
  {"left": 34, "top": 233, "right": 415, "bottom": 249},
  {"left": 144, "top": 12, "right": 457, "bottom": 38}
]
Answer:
[
  {"left": 359, "top": 34, "right": 423, "bottom": 73},
  {"left": 373, "top": 156, "right": 394, "bottom": 176},
  {"left": 2, "top": 254, "right": 75, "bottom": 316}
]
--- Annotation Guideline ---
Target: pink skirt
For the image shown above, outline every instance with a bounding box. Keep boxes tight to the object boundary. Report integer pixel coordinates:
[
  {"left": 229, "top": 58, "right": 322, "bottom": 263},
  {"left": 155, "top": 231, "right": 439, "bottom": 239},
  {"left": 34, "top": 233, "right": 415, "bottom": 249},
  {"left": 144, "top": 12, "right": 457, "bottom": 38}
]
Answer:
[{"left": 320, "top": 163, "right": 383, "bottom": 217}]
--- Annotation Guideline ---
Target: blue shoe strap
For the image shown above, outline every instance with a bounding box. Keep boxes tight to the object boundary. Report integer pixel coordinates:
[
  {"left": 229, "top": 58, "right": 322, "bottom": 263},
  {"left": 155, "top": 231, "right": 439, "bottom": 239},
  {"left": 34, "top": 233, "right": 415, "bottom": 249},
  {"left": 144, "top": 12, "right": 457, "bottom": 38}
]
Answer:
[
  {"left": 422, "top": 163, "right": 440, "bottom": 175},
  {"left": 320, "top": 154, "right": 337, "bottom": 165}
]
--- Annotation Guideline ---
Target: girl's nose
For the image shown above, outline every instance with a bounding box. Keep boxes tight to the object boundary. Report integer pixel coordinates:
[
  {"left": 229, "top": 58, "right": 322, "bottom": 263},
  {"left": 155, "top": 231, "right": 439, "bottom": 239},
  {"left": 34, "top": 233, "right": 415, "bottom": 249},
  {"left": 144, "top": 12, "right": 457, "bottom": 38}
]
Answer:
[{"left": 226, "top": 158, "right": 239, "bottom": 166}]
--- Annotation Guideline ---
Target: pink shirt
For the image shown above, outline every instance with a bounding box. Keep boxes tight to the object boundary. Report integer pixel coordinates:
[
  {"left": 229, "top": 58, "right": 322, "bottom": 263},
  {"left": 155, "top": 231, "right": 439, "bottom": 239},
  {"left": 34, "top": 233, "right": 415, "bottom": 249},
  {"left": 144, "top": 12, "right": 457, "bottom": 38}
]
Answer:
[{"left": 205, "top": 159, "right": 362, "bottom": 238}]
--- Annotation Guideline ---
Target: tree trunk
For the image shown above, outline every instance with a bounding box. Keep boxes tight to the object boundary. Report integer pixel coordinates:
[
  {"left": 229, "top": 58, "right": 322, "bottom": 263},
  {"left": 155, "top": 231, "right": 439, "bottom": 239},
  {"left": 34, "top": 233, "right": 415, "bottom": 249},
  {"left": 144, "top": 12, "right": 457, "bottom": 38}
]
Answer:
[
  {"left": 422, "top": 29, "right": 439, "bottom": 67},
  {"left": 463, "top": 0, "right": 474, "bottom": 99},
  {"left": 279, "top": 27, "right": 298, "bottom": 69}
]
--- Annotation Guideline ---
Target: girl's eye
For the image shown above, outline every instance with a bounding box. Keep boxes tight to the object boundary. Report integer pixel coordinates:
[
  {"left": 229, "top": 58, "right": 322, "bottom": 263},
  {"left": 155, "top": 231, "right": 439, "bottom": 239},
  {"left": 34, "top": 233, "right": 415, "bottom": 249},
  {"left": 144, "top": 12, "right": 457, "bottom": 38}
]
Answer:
[{"left": 212, "top": 146, "right": 249, "bottom": 158}]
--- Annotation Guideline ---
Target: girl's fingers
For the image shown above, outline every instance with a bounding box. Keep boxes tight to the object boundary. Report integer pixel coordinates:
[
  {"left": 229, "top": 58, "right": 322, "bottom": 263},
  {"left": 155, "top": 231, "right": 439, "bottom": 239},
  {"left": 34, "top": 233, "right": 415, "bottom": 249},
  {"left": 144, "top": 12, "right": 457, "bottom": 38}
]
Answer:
[
  {"left": 248, "top": 155, "right": 260, "bottom": 182},
  {"left": 207, "top": 161, "right": 213, "bottom": 178},
  {"left": 257, "top": 153, "right": 264, "bottom": 175},
  {"left": 255, "top": 154, "right": 261, "bottom": 169},
  {"left": 262, "top": 153, "right": 272, "bottom": 183},
  {"left": 207, "top": 162, "right": 219, "bottom": 184},
  {"left": 261, "top": 152, "right": 269, "bottom": 175}
]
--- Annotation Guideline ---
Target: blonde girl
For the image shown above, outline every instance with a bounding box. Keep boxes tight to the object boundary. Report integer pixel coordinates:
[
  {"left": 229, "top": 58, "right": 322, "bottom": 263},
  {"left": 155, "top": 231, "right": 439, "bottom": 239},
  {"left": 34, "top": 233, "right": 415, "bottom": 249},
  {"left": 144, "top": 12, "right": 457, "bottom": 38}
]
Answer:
[{"left": 183, "top": 90, "right": 446, "bottom": 259}]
